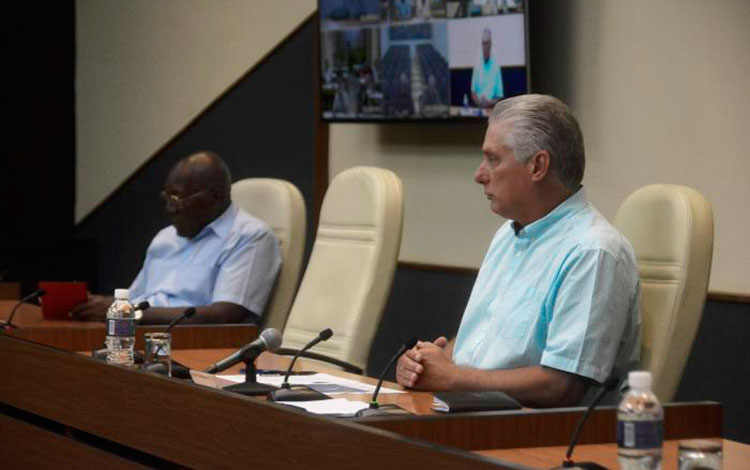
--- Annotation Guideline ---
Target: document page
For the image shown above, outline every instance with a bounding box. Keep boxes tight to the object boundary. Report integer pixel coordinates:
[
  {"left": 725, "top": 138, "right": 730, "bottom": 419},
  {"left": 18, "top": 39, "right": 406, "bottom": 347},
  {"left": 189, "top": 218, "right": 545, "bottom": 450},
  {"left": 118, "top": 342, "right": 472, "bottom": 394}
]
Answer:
[
  {"left": 219, "top": 372, "right": 403, "bottom": 395},
  {"left": 278, "top": 398, "right": 370, "bottom": 416}
]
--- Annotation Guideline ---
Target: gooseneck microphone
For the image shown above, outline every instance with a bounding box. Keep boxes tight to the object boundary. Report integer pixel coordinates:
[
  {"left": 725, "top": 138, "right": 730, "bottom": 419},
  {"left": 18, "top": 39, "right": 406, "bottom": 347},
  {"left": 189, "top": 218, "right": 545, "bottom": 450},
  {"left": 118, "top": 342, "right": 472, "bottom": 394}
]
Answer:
[
  {"left": 354, "top": 338, "right": 417, "bottom": 417},
  {"left": 204, "top": 328, "right": 282, "bottom": 375},
  {"left": 559, "top": 376, "right": 620, "bottom": 470},
  {"left": 2, "top": 288, "right": 47, "bottom": 330},
  {"left": 165, "top": 306, "right": 195, "bottom": 333},
  {"left": 280, "top": 328, "right": 333, "bottom": 389},
  {"left": 267, "top": 328, "right": 333, "bottom": 402}
]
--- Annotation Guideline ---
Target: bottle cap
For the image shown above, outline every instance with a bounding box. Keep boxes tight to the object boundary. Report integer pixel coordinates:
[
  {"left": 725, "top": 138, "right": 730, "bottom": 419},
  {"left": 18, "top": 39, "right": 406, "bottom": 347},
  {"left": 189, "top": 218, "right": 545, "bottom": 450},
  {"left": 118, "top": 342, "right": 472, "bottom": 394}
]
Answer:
[
  {"left": 628, "top": 371, "right": 652, "bottom": 389},
  {"left": 114, "top": 289, "right": 129, "bottom": 300}
]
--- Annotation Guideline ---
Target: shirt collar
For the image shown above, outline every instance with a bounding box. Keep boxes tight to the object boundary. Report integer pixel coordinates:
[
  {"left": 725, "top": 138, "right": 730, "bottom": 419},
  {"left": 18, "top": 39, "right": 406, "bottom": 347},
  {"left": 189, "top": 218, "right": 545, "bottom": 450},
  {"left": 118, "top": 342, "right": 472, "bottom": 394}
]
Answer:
[
  {"left": 191, "top": 203, "right": 237, "bottom": 242},
  {"left": 513, "top": 187, "right": 588, "bottom": 239}
]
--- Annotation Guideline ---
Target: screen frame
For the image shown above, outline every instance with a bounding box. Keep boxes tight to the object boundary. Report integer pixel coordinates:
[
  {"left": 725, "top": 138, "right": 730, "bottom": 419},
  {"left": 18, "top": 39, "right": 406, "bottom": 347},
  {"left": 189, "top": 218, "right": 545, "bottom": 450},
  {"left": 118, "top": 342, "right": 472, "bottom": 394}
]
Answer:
[{"left": 316, "top": 1, "right": 531, "bottom": 124}]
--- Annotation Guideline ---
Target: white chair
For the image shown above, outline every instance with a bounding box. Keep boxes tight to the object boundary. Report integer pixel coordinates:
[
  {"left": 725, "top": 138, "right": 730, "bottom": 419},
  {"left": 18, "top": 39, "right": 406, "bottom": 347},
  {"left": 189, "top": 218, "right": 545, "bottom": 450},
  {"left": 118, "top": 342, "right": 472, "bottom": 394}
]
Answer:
[
  {"left": 614, "top": 184, "right": 714, "bottom": 401},
  {"left": 231, "top": 178, "right": 306, "bottom": 331},
  {"left": 280, "top": 166, "right": 404, "bottom": 374}
]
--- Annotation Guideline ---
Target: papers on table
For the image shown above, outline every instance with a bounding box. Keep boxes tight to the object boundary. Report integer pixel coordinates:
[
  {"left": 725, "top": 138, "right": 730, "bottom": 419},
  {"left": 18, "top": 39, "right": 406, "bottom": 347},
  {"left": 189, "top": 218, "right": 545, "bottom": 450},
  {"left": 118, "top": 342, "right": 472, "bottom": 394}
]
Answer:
[
  {"left": 278, "top": 398, "right": 369, "bottom": 417},
  {"left": 190, "top": 370, "right": 237, "bottom": 389},
  {"left": 218, "top": 372, "right": 404, "bottom": 396}
]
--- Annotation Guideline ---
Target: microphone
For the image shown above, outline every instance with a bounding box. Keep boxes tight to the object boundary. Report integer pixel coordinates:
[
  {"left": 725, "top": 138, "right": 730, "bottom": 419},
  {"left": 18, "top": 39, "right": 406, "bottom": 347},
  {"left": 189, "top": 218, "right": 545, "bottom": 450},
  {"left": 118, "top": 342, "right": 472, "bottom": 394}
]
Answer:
[
  {"left": 204, "top": 328, "right": 282, "bottom": 374},
  {"left": 559, "top": 376, "right": 620, "bottom": 470},
  {"left": 268, "top": 328, "right": 333, "bottom": 402},
  {"left": 355, "top": 338, "right": 417, "bottom": 417},
  {"left": 165, "top": 306, "right": 195, "bottom": 333},
  {"left": 2, "top": 288, "right": 47, "bottom": 331},
  {"left": 132, "top": 301, "right": 150, "bottom": 321}
]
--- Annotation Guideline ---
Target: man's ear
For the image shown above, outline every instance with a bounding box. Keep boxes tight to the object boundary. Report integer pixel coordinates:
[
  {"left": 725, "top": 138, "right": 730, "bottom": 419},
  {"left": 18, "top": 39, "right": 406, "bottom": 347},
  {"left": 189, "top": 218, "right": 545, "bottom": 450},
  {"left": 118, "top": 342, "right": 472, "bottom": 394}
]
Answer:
[{"left": 528, "top": 150, "right": 551, "bottom": 182}]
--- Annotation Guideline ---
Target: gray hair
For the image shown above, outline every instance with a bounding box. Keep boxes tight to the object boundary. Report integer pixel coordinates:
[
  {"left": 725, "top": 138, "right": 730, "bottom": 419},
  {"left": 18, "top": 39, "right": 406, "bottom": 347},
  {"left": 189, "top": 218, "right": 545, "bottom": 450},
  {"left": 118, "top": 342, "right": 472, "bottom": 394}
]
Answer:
[{"left": 488, "top": 94, "right": 585, "bottom": 191}]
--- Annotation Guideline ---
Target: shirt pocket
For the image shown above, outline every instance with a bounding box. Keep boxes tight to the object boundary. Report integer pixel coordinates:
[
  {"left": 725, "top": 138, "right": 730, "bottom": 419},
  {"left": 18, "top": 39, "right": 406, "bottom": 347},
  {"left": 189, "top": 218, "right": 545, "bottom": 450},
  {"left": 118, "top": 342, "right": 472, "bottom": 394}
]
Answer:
[{"left": 497, "top": 287, "right": 540, "bottom": 340}]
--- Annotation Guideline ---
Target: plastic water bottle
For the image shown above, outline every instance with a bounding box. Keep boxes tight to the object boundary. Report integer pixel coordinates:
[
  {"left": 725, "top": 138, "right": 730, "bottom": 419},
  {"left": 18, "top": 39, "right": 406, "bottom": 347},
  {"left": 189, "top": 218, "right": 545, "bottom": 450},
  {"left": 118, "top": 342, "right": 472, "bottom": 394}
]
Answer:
[
  {"left": 105, "top": 288, "right": 136, "bottom": 367},
  {"left": 617, "top": 371, "right": 664, "bottom": 470}
]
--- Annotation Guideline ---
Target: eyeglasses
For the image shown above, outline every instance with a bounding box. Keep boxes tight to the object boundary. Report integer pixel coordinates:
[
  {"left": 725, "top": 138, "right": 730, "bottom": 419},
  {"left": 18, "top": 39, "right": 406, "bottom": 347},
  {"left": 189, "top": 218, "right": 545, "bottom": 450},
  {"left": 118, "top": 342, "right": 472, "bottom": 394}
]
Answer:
[{"left": 159, "top": 189, "right": 210, "bottom": 208}]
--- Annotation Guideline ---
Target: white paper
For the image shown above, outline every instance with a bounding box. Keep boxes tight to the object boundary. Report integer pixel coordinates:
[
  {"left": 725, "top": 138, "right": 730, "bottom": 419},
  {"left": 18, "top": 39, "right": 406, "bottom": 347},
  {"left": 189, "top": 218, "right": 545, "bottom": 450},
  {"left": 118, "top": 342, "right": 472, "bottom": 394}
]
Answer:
[
  {"left": 190, "top": 370, "right": 238, "bottom": 389},
  {"left": 278, "top": 398, "right": 370, "bottom": 416},
  {"left": 218, "top": 372, "right": 403, "bottom": 395}
]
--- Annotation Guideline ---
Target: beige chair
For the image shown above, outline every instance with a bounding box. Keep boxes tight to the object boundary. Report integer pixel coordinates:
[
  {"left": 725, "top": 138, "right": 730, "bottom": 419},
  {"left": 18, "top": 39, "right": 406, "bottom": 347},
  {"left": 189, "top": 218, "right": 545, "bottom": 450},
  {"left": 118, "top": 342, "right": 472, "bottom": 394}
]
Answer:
[
  {"left": 231, "top": 178, "right": 306, "bottom": 331},
  {"left": 614, "top": 184, "right": 713, "bottom": 401},
  {"left": 280, "top": 166, "right": 404, "bottom": 374}
]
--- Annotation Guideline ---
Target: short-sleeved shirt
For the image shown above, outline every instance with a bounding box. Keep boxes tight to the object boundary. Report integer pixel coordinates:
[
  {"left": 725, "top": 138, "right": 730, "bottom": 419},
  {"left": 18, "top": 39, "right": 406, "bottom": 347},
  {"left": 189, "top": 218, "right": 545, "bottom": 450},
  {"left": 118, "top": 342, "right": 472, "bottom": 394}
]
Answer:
[
  {"left": 471, "top": 56, "right": 504, "bottom": 103},
  {"left": 453, "top": 188, "right": 641, "bottom": 384},
  {"left": 129, "top": 203, "right": 281, "bottom": 320}
]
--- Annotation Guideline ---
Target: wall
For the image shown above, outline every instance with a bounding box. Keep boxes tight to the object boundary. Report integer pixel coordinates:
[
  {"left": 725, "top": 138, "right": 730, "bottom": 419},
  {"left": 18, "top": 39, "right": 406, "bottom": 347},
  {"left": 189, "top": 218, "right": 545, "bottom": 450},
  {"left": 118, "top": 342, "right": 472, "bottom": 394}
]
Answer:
[
  {"left": 329, "top": 0, "right": 750, "bottom": 295},
  {"left": 75, "top": 0, "right": 317, "bottom": 222}
]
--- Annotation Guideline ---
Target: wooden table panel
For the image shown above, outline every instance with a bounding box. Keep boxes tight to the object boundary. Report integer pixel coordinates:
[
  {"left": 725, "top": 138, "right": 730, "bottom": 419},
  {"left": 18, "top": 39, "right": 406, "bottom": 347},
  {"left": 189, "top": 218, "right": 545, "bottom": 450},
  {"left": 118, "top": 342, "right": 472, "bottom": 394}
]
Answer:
[
  {"left": 1, "top": 300, "right": 257, "bottom": 351},
  {"left": 0, "top": 413, "right": 151, "bottom": 470},
  {"left": 360, "top": 403, "right": 723, "bottom": 451}
]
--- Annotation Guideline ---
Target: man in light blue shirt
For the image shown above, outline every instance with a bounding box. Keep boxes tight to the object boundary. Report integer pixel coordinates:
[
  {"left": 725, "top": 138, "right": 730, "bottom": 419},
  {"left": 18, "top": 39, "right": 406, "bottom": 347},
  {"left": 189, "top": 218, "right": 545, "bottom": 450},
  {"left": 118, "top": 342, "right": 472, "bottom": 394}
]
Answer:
[
  {"left": 72, "top": 151, "right": 281, "bottom": 324},
  {"left": 471, "top": 28, "right": 504, "bottom": 108},
  {"left": 396, "top": 95, "right": 641, "bottom": 407}
]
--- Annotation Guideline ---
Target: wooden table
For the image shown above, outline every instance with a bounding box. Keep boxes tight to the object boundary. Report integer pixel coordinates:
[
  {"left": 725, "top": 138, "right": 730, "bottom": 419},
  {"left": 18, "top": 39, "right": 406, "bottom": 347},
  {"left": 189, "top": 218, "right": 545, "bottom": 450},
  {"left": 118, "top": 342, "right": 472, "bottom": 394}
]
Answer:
[
  {"left": 480, "top": 440, "right": 749, "bottom": 470},
  {"left": 0, "top": 300, "right": 257, "bottom": 351},
  {"left": 2, "top": 338, "right": 744, "bottom": 470},
  {"left": 0, "top": 335, "right": 525, "bottom": 470},
  {"left": 176, "top": 349, "right": 726, "bottom": 447}
]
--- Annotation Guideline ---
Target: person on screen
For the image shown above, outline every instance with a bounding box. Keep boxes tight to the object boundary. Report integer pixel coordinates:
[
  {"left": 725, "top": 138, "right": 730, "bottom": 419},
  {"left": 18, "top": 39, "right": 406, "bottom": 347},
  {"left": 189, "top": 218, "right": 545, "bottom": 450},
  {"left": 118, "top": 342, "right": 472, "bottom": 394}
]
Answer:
[
  {"left": 420, "top": 74, "right": 447, "bottom": 117},
  {"left": 391, "top": 72, "right": 414, "bottom": 117},
  {"left": 396, "top": 0, "right": 413, "bottom": 20},
  {"left": 470, "top": 28, "right": 504, "bottom": 108},
  {"left": 70, "top": 151, "right": 281, "bottom": 324},
  {"left": 396, "top": 95, "right": 641, "bottom": 407}
]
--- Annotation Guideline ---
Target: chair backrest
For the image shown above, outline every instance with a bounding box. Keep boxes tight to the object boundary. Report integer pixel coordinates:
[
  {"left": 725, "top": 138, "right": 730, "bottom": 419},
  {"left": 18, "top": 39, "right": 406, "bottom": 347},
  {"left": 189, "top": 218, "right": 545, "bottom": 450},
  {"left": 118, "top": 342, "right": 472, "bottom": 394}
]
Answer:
[
  {"left": 613, "top": 184, "right": 713, "bottom": 401},
  {"left": 281, "top": 166, "right": 404, "bottom": 373},
  {"left": 231, "top": 178, "right": 306, "bottom": 331}
]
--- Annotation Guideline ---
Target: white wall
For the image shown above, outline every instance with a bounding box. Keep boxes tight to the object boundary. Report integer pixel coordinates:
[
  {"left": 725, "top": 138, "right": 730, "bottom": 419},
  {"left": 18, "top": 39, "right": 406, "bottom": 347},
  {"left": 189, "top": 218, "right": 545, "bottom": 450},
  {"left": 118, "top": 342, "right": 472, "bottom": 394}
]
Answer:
[
  {"left": 329, "top": 0, "right": 750, "bottom": 295},
  {"left": 75, "top": 0, "right": 316, "bottom": 221}
]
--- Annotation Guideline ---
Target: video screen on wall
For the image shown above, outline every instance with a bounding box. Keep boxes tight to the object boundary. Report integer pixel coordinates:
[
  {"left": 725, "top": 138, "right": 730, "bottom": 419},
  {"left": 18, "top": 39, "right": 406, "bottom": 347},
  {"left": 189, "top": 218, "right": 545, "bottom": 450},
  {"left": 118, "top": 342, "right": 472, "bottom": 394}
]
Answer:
[{"left": 319, "top": 0, "right": 529, "bottom": 122}]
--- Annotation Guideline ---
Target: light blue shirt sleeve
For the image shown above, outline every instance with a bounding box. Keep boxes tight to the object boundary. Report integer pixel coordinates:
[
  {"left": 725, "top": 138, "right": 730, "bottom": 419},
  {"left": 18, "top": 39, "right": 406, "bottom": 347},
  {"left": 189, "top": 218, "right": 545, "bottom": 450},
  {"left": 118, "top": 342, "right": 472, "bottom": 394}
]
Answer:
[
  {"left": 541, "top": 248, "right": 635, "bottom": 383},
  {"left": 212, "top": 227, "right": 281, "bottom": 316}
]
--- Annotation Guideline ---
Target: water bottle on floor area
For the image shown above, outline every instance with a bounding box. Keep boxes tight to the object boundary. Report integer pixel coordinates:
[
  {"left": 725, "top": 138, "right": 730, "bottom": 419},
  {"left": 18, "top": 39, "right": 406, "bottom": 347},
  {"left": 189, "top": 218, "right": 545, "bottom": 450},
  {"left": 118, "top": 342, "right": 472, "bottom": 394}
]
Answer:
[
  {"left": 617, "top": 371, "right": 664, "bottom": 470},
  {"left": 105, "top": 288, "right": 136, "bottom": 367}
]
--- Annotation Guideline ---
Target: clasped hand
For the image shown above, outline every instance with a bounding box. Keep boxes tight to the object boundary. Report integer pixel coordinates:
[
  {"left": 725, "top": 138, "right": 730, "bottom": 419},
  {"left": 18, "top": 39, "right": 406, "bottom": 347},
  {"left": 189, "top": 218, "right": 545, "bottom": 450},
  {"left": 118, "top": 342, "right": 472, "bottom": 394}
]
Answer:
[{"left": 395, "top": 336, "right": 456, "bottom": 391}]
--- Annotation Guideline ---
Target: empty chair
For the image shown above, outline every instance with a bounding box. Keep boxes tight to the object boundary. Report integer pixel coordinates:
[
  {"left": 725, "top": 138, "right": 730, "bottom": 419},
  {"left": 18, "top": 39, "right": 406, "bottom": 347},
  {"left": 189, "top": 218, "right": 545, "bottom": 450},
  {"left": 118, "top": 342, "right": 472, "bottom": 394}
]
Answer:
[
  {"left": 231, "top": 178, "right": 306, "bottom": 331},
  {"left": 280, "top": 166, "right": 404, "bottom": 374},
  {"left": 614, "top": 184, "right": 713, "bottom": 401}
]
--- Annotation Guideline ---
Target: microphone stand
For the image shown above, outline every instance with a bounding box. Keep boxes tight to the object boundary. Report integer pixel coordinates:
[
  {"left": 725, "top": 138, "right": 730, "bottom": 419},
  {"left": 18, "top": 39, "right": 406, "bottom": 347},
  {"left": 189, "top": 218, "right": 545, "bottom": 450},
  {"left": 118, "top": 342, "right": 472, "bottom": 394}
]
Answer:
[
  {"left": 267, "top": 329, "right": 333, "bottom": 402},
  {"left": 354, "top": 338, "right": 417, "bottom": 417},
  {"left": 223, "top": 355, "right": 279, "bottom": 396},
  {"left": 554, "top": 377, "right": 620, "bottom": 470},
  {"left": 1, "top": 288, "right": 46, "bottom": 331}
]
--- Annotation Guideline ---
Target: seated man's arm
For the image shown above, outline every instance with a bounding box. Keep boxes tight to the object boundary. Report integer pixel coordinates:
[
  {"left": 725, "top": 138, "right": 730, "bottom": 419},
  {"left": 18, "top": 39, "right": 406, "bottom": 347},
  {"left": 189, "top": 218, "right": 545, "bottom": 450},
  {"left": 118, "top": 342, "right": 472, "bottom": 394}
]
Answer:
[
  {"left": 138, "top": 302, "right": 250, "bottom": 324},
  {"left": 397, "top": 246, "right": 637, "bottom": 408},
  {"left": 398, "top": 338, "right": 587, "bottom": 407},
  {"left": 70, "top": 297, "right": 251, "bottom": 324}
]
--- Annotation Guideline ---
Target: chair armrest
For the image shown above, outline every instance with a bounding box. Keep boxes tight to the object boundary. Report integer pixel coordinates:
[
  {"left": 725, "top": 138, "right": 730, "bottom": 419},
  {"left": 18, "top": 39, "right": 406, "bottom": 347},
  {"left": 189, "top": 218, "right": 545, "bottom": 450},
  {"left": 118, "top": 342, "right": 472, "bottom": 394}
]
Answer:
[{"left": 275, "top": 348, "right": 363, "bottom": 375}]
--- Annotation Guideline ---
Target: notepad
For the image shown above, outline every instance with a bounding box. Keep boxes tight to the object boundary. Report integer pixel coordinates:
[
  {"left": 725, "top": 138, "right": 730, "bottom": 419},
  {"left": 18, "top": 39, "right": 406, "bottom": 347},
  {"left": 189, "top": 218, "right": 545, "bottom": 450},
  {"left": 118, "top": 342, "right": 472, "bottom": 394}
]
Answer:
[{"left": 432, "top": 391, "right": 521, "bottom": 413}]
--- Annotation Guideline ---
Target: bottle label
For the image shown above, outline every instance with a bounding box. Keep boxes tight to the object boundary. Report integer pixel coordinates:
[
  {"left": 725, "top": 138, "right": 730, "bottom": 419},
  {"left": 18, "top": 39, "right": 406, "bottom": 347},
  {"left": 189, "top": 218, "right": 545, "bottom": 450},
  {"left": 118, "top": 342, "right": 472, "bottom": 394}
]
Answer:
[
  {"left": 107, "top": 318, "right": 135, "bottom": 337},
  {"left": 617, "top": 420, "right": 663, "bottom": 449}
]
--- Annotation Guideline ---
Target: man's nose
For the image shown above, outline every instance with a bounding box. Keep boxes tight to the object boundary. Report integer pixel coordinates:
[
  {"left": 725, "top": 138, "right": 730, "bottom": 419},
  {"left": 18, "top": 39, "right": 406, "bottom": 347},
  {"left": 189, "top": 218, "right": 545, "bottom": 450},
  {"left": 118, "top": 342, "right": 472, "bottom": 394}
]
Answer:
[{"left": 474, "top": 162, "right": 487, "bottom": 184}]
